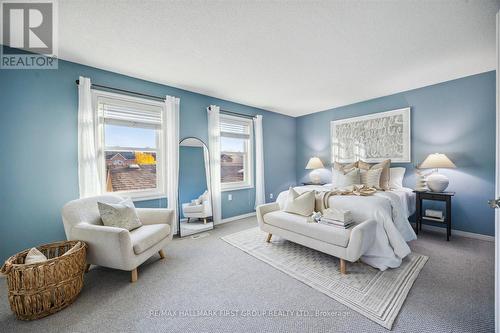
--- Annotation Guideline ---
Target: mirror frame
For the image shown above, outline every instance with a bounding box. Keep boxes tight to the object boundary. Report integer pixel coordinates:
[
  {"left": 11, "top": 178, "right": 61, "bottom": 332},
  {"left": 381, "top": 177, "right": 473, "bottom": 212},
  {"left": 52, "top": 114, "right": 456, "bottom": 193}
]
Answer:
[{"left": 177, "top": 136, "right": 214, "bottom": 236}]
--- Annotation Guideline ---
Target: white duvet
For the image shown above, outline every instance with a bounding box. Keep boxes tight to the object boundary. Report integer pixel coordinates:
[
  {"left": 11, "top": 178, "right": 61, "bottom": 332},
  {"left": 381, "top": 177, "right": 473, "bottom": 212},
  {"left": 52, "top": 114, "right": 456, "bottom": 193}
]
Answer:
[{"left": 276, "top": 185, "right": 417, "bottom": 271}]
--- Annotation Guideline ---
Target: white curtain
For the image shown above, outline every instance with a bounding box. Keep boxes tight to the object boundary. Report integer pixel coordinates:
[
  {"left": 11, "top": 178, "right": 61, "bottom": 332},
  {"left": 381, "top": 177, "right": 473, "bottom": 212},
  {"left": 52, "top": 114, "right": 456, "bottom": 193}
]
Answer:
[
  {"left": 203, "top": 145, "right": 211, "bottom": 193},
  {"left": 254, "top": 115, "right": 265, "bottom": 206},
  {"left": 78, "top": 76, "right": 101, "bottom": 198},
  {"left": 207, "top": 105, "right": 222, "bottom": 224},
  {"left": 165, "top": 96, "right": 180, "bottom": 234}
]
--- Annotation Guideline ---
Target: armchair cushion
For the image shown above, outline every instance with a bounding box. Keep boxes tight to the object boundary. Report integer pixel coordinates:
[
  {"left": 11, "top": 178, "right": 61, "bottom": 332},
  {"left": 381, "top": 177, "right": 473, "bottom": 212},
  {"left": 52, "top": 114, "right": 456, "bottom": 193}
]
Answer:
[
  {"left": 130, "top": 224, "right": 171, "bottom": 255},
  {"left": 183, "top": 203, "right": 204, "bottom": 214}
]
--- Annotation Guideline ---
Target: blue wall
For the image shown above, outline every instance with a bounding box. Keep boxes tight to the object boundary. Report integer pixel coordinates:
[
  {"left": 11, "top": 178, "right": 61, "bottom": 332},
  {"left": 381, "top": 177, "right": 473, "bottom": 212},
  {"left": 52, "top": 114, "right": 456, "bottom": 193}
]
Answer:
[
  {"left": 0, "top": 57, "right": 296, "bottom": 261},
  {"left": 0, "top": 51, "right": 495, "bottom": 263},
  {"left": 178, "top": 146, "right": 207, "bottom": 218},
  {"left": 296, "top": 71, "right": 496, "bottom": 236}
]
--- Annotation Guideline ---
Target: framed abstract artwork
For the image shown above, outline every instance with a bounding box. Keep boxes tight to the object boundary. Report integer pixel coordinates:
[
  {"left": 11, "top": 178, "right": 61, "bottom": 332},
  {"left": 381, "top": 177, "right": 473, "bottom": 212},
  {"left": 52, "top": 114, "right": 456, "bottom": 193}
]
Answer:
[{"left": 331, "top": 107, "right": 411, "bottom": 163}]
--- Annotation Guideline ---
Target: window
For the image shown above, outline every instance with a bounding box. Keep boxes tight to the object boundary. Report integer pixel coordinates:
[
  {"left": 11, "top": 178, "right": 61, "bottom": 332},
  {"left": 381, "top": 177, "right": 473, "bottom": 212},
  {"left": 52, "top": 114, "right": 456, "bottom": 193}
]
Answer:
[
  {"left": 94, "top": 91, "right": 166, "bottom": 200},
  {"left": 220, "top": 114, "right": 253, "bottom": 191}
]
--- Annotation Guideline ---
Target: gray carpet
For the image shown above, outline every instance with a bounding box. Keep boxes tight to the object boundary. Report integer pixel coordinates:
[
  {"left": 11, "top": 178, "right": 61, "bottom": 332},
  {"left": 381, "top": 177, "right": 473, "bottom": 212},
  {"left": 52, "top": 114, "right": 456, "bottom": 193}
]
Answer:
[
  {"left": 0, "top": 217, "right": 495, "bottom": 332},
  {"left": 222, "top": 227, "right": 428, "bottom": 329}
]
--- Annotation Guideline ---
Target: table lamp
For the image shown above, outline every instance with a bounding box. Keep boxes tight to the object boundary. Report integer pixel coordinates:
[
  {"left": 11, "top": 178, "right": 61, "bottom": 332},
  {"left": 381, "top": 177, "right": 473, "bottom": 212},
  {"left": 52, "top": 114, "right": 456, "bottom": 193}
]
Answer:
[
  {"left": 419, "top": 153, "right": 456, "bottom": 192},
  {"left": 305, "top": 157, "right": 324, "bottom": 184}
]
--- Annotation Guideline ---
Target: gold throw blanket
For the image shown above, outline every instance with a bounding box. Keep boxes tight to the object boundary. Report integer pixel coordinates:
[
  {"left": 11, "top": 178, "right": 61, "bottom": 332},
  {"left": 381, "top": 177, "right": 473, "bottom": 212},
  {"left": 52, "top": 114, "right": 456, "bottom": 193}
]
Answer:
[{"left": 314, "top": 185, "right": 378, "bottom": 213}]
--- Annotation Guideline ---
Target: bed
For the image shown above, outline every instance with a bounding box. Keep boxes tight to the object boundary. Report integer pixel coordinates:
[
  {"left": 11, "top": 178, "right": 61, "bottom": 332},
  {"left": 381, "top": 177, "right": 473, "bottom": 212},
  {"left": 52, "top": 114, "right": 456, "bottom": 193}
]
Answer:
[{"left": 275, "top": 185, "right": 417, "bottom": 270}]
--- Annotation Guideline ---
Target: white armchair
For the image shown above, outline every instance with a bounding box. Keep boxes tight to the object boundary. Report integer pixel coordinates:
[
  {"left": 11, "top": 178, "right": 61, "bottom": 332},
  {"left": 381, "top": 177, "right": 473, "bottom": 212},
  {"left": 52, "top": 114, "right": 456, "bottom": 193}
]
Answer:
[
  {"left": 182, "top": 191, "right": 212, "bottom": 224},
  {"left": 61, "top": 194, "right": 174, "bottom": 282}
]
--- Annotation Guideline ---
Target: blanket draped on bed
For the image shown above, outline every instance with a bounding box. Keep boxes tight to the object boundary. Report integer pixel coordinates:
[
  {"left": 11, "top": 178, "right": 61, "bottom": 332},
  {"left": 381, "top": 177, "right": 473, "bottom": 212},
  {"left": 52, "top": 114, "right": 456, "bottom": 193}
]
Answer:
[{"left": 314, "top": 185, "right": 378, "bottom": 212}]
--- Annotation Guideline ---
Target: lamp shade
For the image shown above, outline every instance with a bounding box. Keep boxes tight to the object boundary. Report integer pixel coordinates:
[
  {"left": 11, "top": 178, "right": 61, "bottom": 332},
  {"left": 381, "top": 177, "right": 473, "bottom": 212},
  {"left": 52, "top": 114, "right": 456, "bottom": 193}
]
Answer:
[
  {"left": 419, "top": 153, "right": 456, "bottom": 169},
  {"left": 305, "top": 157, "right": 324, "bottom": 170}
]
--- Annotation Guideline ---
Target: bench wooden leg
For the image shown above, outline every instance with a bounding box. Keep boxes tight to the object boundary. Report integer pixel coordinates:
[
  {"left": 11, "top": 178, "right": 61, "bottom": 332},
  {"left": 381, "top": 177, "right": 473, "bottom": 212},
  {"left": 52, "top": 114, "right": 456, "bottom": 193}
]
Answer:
[
  {"left": 340, "top": 259, "right": 346, "bottom": 274},
  {"left": 266, "top": 233, "right": 272, "bottom": 243},
  {"left": 131, "top": 268, "right": 138, "bottom": 283},
  {"left": 158, "top": 249, "right": 166, "bottom": 259}
]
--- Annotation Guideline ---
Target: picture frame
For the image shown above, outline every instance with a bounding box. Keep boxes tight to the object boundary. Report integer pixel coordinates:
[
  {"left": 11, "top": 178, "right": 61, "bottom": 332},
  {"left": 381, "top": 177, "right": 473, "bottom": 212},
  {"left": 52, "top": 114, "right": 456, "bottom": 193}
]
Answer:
[{"left": 331, "top": 107, "right": 411, "bottom": 163}]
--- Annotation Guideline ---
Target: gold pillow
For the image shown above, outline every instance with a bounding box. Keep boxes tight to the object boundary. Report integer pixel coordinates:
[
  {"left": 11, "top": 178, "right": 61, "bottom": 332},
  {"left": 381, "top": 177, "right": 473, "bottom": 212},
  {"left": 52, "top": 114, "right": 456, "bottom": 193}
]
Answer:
[
  {"left": 358, "top": 159, "right": 391, "bottom": 190},
  {"left": 333, "top": 161, "right": 358, "bottom": 171}
]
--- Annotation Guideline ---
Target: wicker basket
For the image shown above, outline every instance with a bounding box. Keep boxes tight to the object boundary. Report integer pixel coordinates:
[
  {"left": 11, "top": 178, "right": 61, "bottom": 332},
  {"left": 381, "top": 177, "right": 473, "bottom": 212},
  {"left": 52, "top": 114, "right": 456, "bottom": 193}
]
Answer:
[{"left": 0, "top": 240, "right": 87, "bottom": 320}]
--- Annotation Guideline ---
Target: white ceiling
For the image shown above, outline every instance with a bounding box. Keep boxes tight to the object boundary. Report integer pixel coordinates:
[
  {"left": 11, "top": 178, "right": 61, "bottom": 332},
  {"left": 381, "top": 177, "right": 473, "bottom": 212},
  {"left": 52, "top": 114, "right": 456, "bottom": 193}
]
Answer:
[{"left": 58, "top": 0, "right": 500, "bottom": 117}]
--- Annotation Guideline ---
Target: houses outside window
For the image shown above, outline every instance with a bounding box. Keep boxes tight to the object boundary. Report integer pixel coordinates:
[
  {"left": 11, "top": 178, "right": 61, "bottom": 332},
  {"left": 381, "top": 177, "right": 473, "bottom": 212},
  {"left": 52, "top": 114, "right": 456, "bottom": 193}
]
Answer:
[
  {"left": 94, "top": 91, "right": 166, "bottom": 200},
  {"left": 220, "top": 114, "right": 254, "bottom": 191}
]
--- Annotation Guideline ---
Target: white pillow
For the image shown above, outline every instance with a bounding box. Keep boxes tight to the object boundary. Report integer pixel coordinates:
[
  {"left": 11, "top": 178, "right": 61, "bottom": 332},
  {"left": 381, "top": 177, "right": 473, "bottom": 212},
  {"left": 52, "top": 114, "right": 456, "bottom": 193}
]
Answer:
[
  {"left": 98, "top": 198, "right": 142, "bottom": 231},
  {"left": 25, "top": 247, "right": 47, "bottom": 265},
  {"left": 389, "top": 167, "right": 406, "bottom": 189},
  {"left": 360, "top": 168, "right": 383, "bottom": 188},
  {"left": 332, "top": 167, "right": 361, "bottom": 187},
  {"left": 283, "top": 187, "right": 315, "bottom": 216}
]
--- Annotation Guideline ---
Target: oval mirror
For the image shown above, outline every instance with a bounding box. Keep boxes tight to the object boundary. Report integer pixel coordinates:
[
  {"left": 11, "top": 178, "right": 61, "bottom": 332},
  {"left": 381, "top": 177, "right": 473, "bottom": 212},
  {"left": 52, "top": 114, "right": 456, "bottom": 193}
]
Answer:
[{"left": 178, "top": 137, "right": 214, "bottom": 237}]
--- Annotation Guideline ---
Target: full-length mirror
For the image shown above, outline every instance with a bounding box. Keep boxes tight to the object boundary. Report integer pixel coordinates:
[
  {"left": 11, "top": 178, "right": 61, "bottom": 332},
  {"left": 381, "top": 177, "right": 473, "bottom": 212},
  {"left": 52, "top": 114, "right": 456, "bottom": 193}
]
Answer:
[{"left": 178, "top": 137, "right": 214, "bottom": 237}]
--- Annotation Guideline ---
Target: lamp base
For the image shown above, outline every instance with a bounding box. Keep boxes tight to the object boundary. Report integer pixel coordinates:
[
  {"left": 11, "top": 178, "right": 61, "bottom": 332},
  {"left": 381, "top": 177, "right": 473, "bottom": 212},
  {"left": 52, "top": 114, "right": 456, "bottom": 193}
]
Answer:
[
  {"left": 309, "top": 170, "right": 321, "bottom": 184},
  {"left": 426, "top": 172, "right": 449, "bottom": 192}
]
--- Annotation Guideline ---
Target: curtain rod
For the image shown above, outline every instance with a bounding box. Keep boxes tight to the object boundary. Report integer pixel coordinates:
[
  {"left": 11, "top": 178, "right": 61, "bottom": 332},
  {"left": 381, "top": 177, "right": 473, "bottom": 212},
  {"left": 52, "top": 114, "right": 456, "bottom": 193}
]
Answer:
[
  {"left": 75, "top": 80, "right": 256, "bottom": 118},
  {"left": 75, "top": 80, "right": 166, "bottom": 101},
  {"left": 208, "top": 106, "right": 256, "bottom": 119}
]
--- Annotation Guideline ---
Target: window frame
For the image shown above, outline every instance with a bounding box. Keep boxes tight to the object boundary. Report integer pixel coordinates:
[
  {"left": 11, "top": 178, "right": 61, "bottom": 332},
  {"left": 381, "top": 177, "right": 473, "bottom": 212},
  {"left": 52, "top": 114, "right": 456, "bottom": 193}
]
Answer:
[
  {"left": 219, "top": 114, "right": 254, "bottom": 192},
  {"left": 93, "top": 90, "right": 166, "bottom": 201}
]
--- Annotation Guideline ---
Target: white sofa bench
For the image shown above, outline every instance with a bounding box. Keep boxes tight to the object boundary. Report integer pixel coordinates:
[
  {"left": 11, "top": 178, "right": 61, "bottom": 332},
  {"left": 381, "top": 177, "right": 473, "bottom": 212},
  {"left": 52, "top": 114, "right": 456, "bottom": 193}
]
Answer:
[{"left": 256, "top": 202, "right": 377, "bottom": 274}]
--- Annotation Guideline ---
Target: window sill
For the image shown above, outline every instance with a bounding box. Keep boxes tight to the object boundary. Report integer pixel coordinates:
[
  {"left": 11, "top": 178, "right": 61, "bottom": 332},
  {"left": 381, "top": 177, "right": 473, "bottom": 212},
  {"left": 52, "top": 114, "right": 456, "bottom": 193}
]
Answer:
[
  {"left": 221, "top": 185, "right": 254, "bottom": 192},
  {"left": 106, "top": 191, "right": 167, "bottom": 202},
  {"left": 132, "top": 194, "right": 167, "bottom": 202}
]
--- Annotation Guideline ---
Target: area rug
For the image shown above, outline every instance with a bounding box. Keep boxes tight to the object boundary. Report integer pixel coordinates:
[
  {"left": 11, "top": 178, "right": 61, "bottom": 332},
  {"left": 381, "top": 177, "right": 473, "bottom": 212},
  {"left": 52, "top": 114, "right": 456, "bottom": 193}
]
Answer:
[{"left": 221, "top": 227, "right": 428, "bottom": 330}]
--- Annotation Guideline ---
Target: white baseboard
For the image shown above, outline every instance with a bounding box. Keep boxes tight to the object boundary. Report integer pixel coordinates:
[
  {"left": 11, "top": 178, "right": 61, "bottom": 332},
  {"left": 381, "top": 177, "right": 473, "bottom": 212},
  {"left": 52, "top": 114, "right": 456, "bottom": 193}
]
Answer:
[
  {"left": 411, "top": 223, "right": 495, "bottom": 242},
  {"left": 218, "top": 212, "right": 256, "bottom": 225}
]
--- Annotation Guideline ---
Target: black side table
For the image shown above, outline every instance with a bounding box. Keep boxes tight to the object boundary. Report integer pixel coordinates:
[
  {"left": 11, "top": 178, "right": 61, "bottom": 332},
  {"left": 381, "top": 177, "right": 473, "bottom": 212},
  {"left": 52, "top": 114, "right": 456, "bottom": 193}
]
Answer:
[
  {"left": 414, "top": 191, "right": 455, "bottom": 241},
  {"left": 301, "top": 182, "right": 327, "bottom": 186}
]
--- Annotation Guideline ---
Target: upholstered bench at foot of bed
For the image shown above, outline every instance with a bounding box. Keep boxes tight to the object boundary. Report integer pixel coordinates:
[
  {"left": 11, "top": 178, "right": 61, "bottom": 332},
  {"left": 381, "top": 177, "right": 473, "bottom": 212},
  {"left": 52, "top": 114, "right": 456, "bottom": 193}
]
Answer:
[{"left": 256, "top": 202, "right": 377, "bottom": 274}]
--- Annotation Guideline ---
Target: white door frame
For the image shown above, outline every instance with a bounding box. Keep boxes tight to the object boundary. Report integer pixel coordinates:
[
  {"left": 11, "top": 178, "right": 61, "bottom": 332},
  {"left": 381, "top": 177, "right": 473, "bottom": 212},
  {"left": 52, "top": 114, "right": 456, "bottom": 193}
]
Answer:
[{"left": 496, "top": 10, "right": 499, "bottom": 333}]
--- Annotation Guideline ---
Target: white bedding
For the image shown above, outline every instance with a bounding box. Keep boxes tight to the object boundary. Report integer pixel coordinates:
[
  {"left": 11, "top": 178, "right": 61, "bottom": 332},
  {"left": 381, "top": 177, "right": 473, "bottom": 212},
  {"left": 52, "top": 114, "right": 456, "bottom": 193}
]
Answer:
[{"left": 275, "top": 185, "right": 417, "bottom": 271}]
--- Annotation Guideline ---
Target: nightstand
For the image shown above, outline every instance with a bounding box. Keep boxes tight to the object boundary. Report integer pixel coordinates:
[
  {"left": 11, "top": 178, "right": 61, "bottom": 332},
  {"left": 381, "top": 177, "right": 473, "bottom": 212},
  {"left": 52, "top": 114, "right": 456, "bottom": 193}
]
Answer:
[{"left": 414, "top": 191, "right": 455, "bottom": 241}]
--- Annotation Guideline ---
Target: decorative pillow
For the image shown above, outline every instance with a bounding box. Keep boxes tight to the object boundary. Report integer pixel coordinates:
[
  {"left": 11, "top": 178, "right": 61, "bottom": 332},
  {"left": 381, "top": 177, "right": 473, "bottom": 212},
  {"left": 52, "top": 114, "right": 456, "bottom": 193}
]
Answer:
[
  {"left": 283, "top": 187, "right": 315, "bottom": 216},
  {"left": 389, "top": 167, "right": 406, "bottom": 189},
  {"left": 333, "top": 161, "right": 358, "bottom": 171},
  {"left": 360, "top": 168, "right": 383, "bottom": 187},
  {"left": 24, "top": 247, "right": 47, "bottom": 265},
  {"left": 331, "top": 167, "right": 361, "bottom": 187},
  {"left": 97, "top": 198, "right": 142, "bottom": 231},
  {"left": 358, "top": 159, "right": 391, "bottom": 190},
  {"left": 62, "top": 241, "right": 82, "bottom": 257}
]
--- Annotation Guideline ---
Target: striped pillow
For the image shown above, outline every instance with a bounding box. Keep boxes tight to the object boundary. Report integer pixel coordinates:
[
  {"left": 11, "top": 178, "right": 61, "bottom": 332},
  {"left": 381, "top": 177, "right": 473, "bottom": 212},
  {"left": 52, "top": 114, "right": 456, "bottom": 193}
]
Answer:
[
  {"left": 360, "top": 168, "right": 383, "bottom": 188},
  {"left": 358, "top": 159, "right": 391, "bottom": 189}
]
